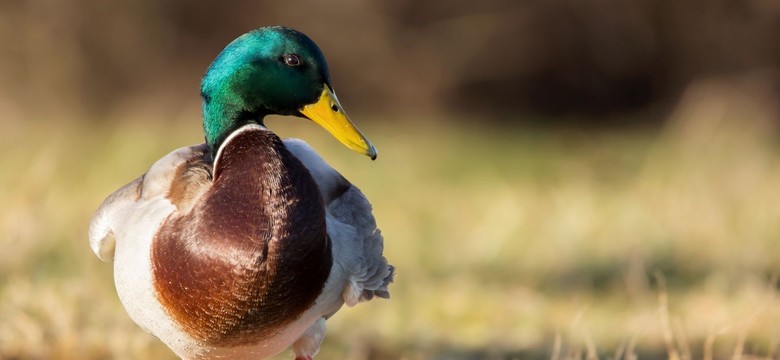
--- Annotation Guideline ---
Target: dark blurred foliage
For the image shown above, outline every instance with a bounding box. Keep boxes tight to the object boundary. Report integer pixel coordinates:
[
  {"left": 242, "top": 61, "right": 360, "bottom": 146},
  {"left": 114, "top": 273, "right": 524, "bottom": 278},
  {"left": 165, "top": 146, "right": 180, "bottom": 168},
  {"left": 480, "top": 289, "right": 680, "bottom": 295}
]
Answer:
[{"left": 1, "top": 0, "right": 779, "bottom": 122}]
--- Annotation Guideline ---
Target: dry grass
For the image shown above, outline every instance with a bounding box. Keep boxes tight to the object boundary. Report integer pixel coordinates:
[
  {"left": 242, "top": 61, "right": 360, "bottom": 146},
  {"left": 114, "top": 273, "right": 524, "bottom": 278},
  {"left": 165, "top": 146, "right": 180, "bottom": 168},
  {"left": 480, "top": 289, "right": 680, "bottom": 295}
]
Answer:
[{"left": 2, "top": 77, "right": 780, "bottom": 359}]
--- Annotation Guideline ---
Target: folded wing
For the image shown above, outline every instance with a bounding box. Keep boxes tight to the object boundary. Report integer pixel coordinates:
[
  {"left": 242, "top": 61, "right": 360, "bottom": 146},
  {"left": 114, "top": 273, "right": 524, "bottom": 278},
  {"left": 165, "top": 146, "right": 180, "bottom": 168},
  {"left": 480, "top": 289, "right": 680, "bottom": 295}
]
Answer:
[{"left": 284, "top": 139, "right": 394, "bottom": 307}]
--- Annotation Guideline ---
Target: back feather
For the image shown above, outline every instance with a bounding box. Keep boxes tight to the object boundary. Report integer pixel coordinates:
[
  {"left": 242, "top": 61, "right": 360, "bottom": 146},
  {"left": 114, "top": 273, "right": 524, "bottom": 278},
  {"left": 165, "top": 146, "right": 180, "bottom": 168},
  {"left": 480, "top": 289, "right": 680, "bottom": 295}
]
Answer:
[{"left": 88, "top": 144, "right": 208, "bottom": 262}]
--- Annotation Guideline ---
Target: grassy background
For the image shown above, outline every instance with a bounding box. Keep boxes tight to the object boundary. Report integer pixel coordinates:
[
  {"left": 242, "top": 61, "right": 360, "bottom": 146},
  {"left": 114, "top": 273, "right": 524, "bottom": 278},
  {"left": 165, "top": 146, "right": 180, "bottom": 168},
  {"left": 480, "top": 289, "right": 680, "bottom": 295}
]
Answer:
[{"left": 1, "top": 76, "right": 780, "bottom": 359}]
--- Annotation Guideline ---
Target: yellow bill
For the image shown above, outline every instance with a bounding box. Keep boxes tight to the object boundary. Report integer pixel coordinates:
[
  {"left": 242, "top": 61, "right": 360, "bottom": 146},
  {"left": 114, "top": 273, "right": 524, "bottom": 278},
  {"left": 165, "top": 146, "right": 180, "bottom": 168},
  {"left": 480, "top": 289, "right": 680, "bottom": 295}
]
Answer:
[{"left": 300, "top": 85, "right": 377, "bottom": 160}]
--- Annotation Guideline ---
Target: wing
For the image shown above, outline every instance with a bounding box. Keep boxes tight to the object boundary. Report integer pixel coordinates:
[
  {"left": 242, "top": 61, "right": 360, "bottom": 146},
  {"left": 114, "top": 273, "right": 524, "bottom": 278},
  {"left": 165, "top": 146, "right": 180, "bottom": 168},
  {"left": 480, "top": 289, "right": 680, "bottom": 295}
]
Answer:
[
  {"left": 284, "top": 139, "right": 394, "bottom": 307},
  {"left": 88, "top": 144, "right": 210, "bottom": 262}
]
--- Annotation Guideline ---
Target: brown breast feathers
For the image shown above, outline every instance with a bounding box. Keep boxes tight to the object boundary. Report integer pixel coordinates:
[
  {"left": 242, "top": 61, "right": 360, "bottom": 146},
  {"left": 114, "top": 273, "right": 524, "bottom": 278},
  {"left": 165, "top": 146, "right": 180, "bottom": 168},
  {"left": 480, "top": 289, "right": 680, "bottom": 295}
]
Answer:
[{"left": 151, "top": 128, "right": 332, "bottom": 346}]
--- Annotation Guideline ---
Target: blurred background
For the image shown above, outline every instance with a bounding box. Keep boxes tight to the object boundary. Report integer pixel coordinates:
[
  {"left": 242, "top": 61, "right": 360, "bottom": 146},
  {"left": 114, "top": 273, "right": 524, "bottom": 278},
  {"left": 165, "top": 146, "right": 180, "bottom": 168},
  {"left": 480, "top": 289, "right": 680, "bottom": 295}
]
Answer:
[{"left": 2, "top": 0, "right": 780, "bottom": 359}]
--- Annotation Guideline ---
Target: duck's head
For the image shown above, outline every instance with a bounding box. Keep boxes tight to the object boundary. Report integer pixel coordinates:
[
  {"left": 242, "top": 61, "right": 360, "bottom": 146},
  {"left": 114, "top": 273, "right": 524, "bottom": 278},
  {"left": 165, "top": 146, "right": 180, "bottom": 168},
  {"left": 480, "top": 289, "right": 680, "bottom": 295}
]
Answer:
[{"left": 201, "top": 26, "right": 377, "bottom": 159}]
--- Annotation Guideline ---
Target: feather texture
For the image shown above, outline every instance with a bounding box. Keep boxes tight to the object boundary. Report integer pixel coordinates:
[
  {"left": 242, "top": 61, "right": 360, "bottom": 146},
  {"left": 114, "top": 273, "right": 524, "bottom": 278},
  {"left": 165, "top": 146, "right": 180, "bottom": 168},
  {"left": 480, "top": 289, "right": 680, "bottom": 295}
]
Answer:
[{"left": 88, "top": 127, "right": 392, "bottom": 359}]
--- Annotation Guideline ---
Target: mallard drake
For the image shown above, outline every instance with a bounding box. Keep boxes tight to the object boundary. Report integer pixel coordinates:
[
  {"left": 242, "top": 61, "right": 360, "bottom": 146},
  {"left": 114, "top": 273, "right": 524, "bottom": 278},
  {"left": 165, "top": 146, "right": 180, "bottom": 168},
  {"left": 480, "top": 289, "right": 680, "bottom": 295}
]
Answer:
[{"left": 88, "top": 26, "right": 394, "bottom": 360}]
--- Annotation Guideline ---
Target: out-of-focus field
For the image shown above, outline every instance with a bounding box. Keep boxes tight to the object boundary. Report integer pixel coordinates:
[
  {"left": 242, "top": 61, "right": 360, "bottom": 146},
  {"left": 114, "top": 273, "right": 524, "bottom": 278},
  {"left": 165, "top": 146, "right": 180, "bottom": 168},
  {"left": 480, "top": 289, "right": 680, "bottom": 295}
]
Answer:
[{"left": 2, "top": 78, "right": 780, "bottom": 360}]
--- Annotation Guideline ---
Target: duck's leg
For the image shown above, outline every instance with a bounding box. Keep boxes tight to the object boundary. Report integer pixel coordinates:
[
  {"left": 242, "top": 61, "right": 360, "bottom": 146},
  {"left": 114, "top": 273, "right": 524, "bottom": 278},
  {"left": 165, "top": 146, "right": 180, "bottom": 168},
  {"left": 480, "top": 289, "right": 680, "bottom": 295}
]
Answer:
[{"left": 293, "top": 317, "right": 326, "bottom": 360}]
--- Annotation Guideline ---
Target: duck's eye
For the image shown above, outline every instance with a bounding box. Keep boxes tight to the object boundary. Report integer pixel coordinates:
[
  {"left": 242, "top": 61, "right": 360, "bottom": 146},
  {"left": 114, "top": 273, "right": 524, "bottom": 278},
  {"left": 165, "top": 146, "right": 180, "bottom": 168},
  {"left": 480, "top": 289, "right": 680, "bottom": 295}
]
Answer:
[{"left": 282, "top": 54, "right": 301, "bottom": 67}]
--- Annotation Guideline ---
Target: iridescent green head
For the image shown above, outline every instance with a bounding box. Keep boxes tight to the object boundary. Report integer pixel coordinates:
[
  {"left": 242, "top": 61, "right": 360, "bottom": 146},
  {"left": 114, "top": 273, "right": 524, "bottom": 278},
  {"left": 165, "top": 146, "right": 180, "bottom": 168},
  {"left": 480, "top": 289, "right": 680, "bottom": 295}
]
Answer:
[{"left": 201, "top": 26, "right": 376, "bottom": 159}]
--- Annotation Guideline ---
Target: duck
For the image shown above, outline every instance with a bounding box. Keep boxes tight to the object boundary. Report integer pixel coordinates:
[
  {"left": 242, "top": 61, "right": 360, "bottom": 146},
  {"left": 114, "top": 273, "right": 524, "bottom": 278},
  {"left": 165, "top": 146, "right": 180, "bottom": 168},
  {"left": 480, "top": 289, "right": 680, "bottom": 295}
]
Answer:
[{"left": 88, "top": 26, "right": 394, "bottom": 360}]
